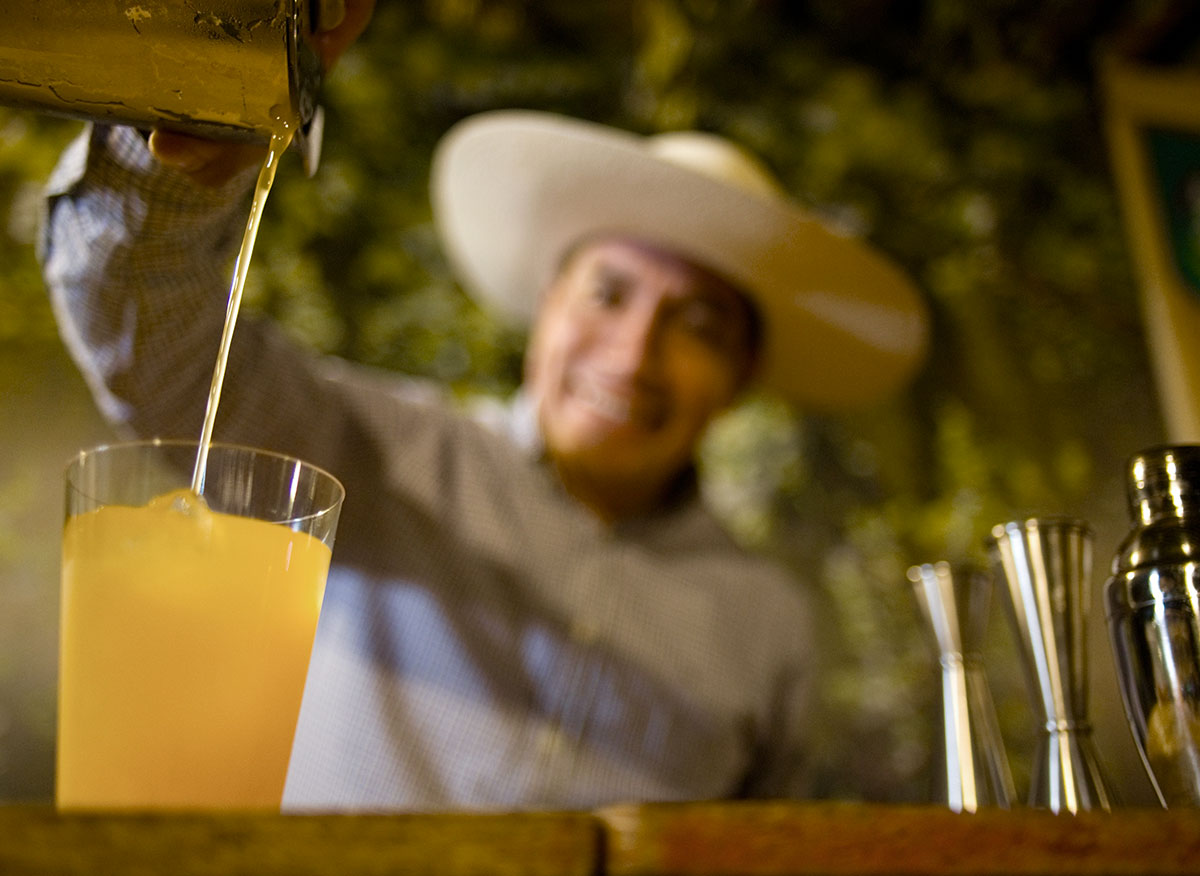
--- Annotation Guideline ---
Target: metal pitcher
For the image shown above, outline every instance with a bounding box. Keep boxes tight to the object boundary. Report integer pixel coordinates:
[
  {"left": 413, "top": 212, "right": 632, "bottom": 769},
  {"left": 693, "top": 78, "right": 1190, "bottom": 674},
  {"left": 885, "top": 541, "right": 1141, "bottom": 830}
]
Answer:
[{"left": 0, "top": 0, "right": 335, "bottom": 150}]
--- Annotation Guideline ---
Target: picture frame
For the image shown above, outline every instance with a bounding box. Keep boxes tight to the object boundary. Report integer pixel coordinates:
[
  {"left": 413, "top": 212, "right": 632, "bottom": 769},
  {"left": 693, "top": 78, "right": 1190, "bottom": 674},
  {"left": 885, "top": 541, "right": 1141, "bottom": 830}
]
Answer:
[{"left": 1103, "top": 58, "right": 1200, "bottom": 442}]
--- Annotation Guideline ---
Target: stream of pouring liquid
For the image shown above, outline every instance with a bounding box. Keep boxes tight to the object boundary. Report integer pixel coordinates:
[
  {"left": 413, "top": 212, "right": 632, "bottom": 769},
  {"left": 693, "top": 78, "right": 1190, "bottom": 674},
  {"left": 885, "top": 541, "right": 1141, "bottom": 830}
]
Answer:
[{"left": 190, "top": 125, "right": 295, "bottom": 495}]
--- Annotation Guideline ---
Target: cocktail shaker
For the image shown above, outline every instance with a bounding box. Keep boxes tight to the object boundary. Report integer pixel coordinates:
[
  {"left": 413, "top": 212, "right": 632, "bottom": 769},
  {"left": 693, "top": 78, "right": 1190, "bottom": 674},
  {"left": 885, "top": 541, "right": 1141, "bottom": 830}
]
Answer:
[
  {"left": 1107, "top": 444, "right": 1200, "bottom": 808},
  {"left": 0, "top": 0, "right": 335, "bottom": 164},
  {"left": 987, "top": 517, "right": 1115, "bottom": 812},
  {"left": 908, "top": 561, "right": 1016, "bottom": 812}
]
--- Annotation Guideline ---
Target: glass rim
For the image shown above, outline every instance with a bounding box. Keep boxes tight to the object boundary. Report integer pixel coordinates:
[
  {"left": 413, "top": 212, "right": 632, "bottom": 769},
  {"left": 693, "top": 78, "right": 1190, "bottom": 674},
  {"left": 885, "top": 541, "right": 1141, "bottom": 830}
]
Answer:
[{"left": 64, "top": 438, "right": 346, "bottom": 519}]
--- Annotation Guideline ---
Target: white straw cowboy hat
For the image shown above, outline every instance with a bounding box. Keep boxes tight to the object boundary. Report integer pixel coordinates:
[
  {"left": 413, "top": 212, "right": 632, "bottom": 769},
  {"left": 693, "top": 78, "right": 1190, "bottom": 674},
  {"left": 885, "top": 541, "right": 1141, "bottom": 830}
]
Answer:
[{"left": 430, "top": 110, "right": 928, "bottom": 409}]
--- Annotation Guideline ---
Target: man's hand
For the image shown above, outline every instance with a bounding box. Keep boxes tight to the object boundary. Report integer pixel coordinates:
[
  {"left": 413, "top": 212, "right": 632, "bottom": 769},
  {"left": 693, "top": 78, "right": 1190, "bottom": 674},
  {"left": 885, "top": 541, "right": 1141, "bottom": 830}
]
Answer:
[
  {"left": 147, "top": 131, "right": 271, "bottom": 189},
  {"left": 148, "top": 0, "right": 376, "bottom": 188},
  {"left": 312, "top": 0, "right": 376, "bottom": 72}
]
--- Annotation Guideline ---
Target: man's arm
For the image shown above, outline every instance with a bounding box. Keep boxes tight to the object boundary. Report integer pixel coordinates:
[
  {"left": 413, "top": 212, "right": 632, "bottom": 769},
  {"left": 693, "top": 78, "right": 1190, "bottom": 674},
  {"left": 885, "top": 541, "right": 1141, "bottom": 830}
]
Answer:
[
  {"left": 39, "top": 123, "right": 260, "bottom": 439},
  {"left": 37, "top": 118, "right": 474, "bottom": 577}
]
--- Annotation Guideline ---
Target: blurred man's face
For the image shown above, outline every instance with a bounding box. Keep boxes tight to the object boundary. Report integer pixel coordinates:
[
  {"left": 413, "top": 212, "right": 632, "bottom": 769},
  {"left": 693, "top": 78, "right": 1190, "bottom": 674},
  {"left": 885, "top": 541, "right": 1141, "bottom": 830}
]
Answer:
[{"left": 524, "top": 236, "right": 759, "bottom": 520}]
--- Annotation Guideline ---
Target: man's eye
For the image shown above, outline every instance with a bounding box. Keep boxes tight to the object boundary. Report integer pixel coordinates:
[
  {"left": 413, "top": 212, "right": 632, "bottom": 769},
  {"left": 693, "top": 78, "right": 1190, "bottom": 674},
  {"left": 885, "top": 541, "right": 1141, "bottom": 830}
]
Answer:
[
  {"left": 679, "top": 304, "right": 724, "bottom": 341},
  {"left": 590, "top": 279, "right": 624, "bottom": 307}
]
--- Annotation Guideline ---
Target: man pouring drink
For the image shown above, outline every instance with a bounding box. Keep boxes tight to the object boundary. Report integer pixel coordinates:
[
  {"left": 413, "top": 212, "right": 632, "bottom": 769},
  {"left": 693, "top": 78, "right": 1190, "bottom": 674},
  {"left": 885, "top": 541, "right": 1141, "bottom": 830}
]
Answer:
[{"left": 40, "top": 0, "right": 928, "bottom": 809}]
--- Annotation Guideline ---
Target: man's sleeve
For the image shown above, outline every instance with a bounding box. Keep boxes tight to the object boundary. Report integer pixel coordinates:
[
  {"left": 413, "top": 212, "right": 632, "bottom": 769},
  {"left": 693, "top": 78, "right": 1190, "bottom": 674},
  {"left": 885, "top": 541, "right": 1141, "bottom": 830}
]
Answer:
[{"left": 38, "top": 123, "right": 260, "bottom": 438}]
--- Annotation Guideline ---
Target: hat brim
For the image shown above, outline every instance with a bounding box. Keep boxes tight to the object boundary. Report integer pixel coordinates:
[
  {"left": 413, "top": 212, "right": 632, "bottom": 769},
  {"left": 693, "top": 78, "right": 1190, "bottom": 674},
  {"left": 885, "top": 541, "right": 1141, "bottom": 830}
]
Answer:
[{"left": 430, "top": 110, "right": 929, "bottom": 409}]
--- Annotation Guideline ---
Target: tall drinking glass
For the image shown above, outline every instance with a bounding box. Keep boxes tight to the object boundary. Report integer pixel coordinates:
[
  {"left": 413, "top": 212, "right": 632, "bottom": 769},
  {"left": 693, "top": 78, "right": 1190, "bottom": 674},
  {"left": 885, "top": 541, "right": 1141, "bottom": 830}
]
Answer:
[{"left": 57, "top": 439, "right": 344, "bottom": 809}]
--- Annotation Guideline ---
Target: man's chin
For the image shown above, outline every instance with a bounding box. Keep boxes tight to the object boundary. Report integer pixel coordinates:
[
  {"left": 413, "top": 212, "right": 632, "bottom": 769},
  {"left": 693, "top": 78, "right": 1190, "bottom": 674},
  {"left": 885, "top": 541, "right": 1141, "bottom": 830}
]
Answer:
[{"left": 574, "top": 448, "right": 688, "bottom": 486}]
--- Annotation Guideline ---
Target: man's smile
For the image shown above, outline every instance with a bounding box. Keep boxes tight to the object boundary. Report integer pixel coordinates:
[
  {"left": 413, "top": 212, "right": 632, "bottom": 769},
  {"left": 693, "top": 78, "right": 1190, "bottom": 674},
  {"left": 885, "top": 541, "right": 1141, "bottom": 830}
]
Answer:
[{"left": 567, "top": 371, "right": 669, "bottom": 432}]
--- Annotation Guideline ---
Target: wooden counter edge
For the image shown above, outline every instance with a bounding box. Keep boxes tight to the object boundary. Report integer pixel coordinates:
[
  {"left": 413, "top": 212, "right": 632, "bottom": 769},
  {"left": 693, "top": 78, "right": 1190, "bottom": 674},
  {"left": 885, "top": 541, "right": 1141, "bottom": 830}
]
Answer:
[
  {"left": 0, "top": 806, "right": 603, "bottom": 876},
  {"left": 596, "top": 800, "right": 1200, "bottom": 876},
  {"left": 3, "top": 801, "right": 1199, "bottom": 876}
]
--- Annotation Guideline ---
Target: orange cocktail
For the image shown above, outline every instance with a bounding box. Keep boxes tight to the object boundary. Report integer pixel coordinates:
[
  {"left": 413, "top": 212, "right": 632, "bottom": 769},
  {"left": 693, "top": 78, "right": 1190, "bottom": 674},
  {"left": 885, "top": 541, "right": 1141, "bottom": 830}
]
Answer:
[{"left": 57, "top": 440, "right": 343, "bottom": 809}]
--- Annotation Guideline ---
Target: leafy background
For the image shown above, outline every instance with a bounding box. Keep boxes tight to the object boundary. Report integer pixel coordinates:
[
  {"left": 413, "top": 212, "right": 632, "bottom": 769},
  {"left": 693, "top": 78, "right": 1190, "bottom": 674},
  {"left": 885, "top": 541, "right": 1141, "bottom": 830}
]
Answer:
[{"left": 2, "top": 0, "right": 1195, "bottom": 804}]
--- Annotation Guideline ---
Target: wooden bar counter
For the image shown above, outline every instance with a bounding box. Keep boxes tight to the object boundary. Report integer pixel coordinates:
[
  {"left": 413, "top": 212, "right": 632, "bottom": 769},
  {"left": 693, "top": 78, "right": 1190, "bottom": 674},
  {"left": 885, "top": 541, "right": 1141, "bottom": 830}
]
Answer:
[
  {"left": 2, "top": 802, "right": 1199, "bottom": 876},
  {"left": 598, "top": 802, "right": 1200, "bottom": 876},
  {"left": 0, "top": 808, "right": 600, "bottom": 876}
]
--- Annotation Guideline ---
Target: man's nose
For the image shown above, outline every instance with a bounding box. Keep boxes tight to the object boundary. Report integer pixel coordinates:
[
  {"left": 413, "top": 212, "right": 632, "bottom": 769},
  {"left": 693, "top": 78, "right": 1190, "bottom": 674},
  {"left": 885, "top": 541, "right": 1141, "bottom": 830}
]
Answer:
[{"left": 607, "top": 307, "right": 662, "bottom": 375}]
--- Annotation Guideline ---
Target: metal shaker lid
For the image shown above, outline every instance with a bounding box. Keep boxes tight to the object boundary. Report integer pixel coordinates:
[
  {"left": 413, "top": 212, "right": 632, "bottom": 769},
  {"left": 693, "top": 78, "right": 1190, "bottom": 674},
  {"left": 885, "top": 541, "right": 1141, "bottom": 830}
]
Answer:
[{"left": 1127, "top": 444, "right": 1200, "bottom": 524}]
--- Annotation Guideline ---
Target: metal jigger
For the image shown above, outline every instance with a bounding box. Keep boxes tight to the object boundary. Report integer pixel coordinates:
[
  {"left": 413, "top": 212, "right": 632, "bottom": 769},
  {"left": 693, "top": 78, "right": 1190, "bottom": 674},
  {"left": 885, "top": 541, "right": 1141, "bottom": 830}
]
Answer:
[
  {"left": 986, "top": 518, "right": 1115, "bottom": 812},
  {"left": 909, "top": 562, "right": 1016, "bottom": 812}
]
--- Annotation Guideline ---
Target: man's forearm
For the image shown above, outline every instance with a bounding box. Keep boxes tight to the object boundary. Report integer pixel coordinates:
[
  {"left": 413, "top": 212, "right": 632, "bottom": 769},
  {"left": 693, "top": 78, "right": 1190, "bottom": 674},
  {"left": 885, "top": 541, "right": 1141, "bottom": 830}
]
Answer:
[{"left": 39, "top": 123, "right": 257, "bottom": 438}]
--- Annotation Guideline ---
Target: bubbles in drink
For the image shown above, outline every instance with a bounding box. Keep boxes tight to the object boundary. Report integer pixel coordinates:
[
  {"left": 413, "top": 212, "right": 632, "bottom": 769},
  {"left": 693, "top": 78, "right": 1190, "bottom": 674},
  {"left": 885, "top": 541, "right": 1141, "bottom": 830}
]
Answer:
[
  {"left": 146, "top": 488, "right": 210, "bottom": 518},
  {"left": 140, "top": 489, "right": 215, "bottom": 545}
]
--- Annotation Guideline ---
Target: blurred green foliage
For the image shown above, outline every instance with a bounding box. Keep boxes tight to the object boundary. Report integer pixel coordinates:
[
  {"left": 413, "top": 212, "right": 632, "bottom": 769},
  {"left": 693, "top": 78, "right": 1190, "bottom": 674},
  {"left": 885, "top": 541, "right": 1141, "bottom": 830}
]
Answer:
[{"left": 2, "top": 0, "right": 1193, "bottom": 802}]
